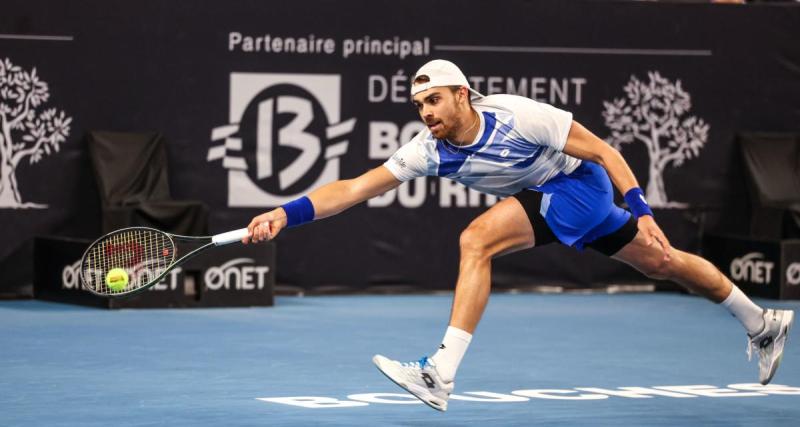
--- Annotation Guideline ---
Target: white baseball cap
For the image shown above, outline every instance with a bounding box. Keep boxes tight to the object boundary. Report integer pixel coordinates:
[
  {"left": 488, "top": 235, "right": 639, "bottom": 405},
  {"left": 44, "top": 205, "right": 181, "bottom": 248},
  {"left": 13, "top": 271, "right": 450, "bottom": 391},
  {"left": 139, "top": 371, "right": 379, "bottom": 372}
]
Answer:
[{"left": 411, "top": 59, "right": 484, "bottom": 99}]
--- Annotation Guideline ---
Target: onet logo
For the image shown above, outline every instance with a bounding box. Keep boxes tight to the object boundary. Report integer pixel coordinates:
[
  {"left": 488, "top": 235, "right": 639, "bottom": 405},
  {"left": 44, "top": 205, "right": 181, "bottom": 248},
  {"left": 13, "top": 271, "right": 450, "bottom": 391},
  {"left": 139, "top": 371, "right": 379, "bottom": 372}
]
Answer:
[
  {"left": 787, "top": 262, "right": 800, "bottom": 286},
  {"left": 209, "top": 73, "right": 356, "bottom": 207},
  {"left": 62, "top": 258, "right": 270, "bottom": 292},
  {"left": 730, "top": 252, "right": 775, "bottom": 285},
  {"left": 204, "top": 257, "right": 270, "bottom": 291},
  {"left": 61, "top": 259, "right": 181, "bottom": 292}
]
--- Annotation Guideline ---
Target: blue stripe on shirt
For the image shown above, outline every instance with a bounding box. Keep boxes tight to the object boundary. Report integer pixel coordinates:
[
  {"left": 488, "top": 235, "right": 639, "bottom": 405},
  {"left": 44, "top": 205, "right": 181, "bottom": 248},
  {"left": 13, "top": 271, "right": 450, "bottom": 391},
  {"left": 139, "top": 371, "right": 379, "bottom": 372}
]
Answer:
[
  {"left": 471, "top": 114, "right": 546, "bottom": 170},
  {"left": 436, "top": 112, "right": 497, "bottom": 177}
]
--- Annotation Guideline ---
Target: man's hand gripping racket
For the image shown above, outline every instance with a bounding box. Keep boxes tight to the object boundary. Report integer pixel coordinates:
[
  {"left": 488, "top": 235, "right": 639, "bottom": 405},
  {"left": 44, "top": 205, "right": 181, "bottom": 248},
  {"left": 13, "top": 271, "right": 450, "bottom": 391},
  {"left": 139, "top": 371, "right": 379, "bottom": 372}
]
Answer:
[{"left": 244, "top": 208, "right": 288, "bottom": 244}]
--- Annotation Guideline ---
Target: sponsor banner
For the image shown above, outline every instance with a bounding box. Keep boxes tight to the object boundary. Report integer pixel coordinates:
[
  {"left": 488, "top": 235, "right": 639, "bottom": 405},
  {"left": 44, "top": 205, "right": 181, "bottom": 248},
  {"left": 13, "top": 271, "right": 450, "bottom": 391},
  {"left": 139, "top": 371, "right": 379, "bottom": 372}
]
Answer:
[
  {"left": 62, "top": 257, "right": 272, "bottom": 293},
  {"left": 788, "top": 263, "right": 800, "bottom": 287},
  {"left": 34, "top": 236, "right": 275, "bottom": 308},
  {"left": 256, "top": 383, "right": 800, "bottom": 408},
  {"left": 703, "top": 234, "right": 800, "bottom": 299},
  {"left": 3, "top": 0, "right": 800, "bottom": 292},
  {"left": 730, "top": 252, "right": 777, "bottom": 286},
  {"left": 784, "top": 243, "right": 800, "bottom": 295}
]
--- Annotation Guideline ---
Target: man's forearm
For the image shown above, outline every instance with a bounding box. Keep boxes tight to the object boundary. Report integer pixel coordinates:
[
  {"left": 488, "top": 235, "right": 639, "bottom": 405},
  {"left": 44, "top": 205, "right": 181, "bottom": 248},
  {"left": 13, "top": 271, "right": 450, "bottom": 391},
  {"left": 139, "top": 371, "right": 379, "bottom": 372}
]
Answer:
[
  {"left": 303, "top": 166, "right": 402, "bottom": 220},
  {"left": 306, "top": 179, "right": 361, "bottom": 220},
  {"left": 563, "top": 121, "right": 643, "bottom": 197},
  {"left": 598, "top": 146, "right": 641, "bottom": 197}
]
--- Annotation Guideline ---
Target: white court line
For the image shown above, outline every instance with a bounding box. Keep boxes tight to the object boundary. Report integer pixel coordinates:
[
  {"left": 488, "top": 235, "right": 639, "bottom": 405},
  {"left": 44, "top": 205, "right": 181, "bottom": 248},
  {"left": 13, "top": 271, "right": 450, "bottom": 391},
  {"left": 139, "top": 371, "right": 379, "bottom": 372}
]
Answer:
[
  {"left": 0, "top": 34, "right": 74, "bottom": 41},
  {"left": 435, "top": 44, "right": 712, "bottom": 57}
]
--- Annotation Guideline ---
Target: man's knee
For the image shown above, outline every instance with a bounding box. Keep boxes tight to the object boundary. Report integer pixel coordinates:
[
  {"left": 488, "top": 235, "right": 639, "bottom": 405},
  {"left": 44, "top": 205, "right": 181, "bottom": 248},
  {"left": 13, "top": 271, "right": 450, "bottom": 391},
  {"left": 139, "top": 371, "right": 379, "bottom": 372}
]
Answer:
[
  {"left": 640, "top": 255, "right": 675, "bottom": 280},
  {"left": 643, "top": 248, "right": 697, "bottom": 280},
  {"left": 459, "top": 222, "right": 491, "bottom": 259}
]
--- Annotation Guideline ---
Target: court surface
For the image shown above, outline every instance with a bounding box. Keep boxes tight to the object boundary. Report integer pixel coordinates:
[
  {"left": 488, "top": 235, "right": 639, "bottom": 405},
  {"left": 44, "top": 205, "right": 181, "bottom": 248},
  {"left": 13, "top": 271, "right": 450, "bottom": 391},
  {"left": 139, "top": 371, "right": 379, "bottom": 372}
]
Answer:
[{"left": 1, "top": 292, "right": 799, "bottom": 426}]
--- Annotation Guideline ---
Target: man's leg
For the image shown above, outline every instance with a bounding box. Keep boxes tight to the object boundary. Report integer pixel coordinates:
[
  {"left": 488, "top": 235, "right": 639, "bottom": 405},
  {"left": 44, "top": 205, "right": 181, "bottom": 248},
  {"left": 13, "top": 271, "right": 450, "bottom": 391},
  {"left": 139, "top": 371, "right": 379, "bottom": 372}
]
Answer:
[
  {"left": 611, "top": 230, "right": 794, "bottom": 384},
  {"left": 448, "top": 196, "right": 538, "bottom": 333},
  {"left": 427, "top": 196, "right": 540, "bottom": 382},
  {"left": 373, "top": 196, "right": 542, "bottom": 411},
  {"left": 612, "top": 230, "right": 733, "bottom": 303}
]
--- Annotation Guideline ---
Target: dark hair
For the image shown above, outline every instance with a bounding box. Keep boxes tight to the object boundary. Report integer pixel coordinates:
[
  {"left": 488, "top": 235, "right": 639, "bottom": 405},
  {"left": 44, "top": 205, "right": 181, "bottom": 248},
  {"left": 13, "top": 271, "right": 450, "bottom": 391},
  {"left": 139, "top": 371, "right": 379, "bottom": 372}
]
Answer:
[{"left": 413, "top": 74, "right": 431, "bottom": 85}]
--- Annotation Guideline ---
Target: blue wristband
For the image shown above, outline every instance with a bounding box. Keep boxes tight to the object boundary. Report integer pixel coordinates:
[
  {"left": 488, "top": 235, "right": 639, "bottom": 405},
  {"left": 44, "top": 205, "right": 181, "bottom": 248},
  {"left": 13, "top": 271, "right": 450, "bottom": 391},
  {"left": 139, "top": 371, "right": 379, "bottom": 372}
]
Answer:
[
  {"left": 281, "top": 196, "right": 315, "bottom": 228},
  {"left": 623, "top": 188, "right": 653, "bottom": 219}
]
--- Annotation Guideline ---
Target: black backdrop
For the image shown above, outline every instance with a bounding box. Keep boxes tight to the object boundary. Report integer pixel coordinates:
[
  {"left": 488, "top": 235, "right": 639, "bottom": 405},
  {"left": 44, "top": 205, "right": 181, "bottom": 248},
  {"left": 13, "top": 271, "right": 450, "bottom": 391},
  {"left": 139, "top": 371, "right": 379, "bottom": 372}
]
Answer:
[{"left": 1, "top": 0, "right": 798, "bottom": 293}]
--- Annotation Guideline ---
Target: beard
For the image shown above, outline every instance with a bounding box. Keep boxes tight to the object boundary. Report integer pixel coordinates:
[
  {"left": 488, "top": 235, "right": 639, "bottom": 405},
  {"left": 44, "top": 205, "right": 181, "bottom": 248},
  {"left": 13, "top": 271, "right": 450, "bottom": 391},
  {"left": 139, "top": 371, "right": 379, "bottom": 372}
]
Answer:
[{"left": 428, "top": 114, "right": 468, "bottom": 141}]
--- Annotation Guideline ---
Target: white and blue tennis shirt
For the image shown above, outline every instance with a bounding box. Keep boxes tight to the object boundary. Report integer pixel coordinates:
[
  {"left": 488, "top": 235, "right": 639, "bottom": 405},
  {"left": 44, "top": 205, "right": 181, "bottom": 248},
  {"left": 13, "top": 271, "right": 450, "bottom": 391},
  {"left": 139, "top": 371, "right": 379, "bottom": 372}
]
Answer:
[{"left": 383, "top": 94, "right": 582, "bottom": 197}]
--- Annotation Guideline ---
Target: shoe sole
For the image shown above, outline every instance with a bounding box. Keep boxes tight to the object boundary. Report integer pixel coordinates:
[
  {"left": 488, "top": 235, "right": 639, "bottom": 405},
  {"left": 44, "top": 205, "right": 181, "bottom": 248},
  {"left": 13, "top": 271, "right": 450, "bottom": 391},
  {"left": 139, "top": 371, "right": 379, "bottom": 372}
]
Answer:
[
  {"left": 372, "top": 357, "right": 447, "bottom": 412},
  {"left": 762, "top": 310, "right": 794, "bottom": 385}
]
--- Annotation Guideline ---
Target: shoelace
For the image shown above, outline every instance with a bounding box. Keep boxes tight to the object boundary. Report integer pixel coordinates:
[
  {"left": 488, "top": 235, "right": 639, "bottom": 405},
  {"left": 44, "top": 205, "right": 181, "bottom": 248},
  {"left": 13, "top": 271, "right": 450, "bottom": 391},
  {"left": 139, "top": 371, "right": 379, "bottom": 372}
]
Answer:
[
  {"left": 746, "top": 339, "right": 756, "bottom": 362},
  {"left": 400, "top": 356, "right": 430, "bottom": 369},
  {"left": 746, "top": 337, "right": 771, "bottom": 362}
]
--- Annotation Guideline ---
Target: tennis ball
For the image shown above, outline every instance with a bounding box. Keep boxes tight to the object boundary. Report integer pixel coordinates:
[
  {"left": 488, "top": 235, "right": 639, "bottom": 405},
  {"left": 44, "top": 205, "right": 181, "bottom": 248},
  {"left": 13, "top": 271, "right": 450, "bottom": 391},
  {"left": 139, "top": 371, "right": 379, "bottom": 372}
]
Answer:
[{"left": 105, "top": 268, "right": 129, "bottom": 292}]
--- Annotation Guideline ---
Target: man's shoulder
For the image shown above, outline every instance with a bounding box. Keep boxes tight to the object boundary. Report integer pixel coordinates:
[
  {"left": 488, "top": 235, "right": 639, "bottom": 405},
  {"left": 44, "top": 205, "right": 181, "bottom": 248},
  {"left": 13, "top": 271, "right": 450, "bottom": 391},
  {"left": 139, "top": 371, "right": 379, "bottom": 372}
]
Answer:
[
  {"left": 475, "top": 94, "right": 572, "bottom": 127},
  {"left": 408, "top": 127, "right": 436, "bottom": 146},
  {"left": 399, "top": 128, "right": 437, "bottom": 157},
  {"left": 475, "top": 94, "right": 541, "bottom": 111},
  {"left": 475, "top": 94, "right": 549, "bottom": 129}
]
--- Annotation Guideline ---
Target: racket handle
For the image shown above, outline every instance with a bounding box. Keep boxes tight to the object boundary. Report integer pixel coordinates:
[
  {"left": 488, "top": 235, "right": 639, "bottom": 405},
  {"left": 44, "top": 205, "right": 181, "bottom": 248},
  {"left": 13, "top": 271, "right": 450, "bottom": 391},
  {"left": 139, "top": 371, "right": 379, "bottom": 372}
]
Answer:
[{"left": 212, "top": 228, "right": 250, "bottom": 246}]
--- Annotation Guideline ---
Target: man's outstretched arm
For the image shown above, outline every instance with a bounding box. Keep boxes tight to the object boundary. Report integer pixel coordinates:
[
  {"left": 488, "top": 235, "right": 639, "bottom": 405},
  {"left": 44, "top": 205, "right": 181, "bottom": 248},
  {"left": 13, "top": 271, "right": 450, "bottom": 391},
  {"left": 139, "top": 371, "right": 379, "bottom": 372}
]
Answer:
[
  {"left": 562, "top": 120, "right": 672, "bottom": 260},
  {"left": 244, "top": 166, "right": 401, "bottom": 243}
]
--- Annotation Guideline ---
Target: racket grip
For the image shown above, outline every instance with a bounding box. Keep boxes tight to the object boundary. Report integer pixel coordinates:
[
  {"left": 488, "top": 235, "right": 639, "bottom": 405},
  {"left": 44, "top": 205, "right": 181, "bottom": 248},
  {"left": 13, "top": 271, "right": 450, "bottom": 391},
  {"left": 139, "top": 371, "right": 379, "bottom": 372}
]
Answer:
[{"left": 212, "top": 228, "right": 250, "bottom": 246}]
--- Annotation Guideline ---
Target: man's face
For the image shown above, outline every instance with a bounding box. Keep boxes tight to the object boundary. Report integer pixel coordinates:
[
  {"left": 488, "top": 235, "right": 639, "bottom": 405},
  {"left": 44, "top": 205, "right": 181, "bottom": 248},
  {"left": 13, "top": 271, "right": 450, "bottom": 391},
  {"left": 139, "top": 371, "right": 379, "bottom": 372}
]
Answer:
[{"left": 411, "top": 87, "right": 468, "bottom": 140}]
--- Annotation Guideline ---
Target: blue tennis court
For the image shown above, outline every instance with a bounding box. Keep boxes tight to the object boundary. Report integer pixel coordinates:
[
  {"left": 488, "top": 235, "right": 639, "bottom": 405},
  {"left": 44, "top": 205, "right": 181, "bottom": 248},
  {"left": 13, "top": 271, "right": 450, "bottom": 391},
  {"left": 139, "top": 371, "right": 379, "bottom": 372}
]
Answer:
[
  {"left": 3, "top": 1, "right": 800, "bottom": 426},
  {"left": 1, "top": 292, "right": 798, "bottom": 426}
]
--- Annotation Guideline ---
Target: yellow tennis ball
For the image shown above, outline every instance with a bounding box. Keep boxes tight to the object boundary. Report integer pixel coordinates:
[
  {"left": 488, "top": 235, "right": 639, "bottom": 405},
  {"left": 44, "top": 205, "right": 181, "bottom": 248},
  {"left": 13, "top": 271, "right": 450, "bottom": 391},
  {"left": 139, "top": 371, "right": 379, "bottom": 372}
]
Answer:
[{"left": 105, "top": 268, "right": 129, "bottom": 292}]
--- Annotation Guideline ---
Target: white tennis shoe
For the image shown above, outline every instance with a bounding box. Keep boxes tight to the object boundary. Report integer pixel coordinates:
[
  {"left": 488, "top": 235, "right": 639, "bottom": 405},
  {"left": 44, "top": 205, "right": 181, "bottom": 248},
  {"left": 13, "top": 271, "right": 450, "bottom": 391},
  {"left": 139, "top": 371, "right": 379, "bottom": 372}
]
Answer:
[
  {"left": 372, "top": 355, "right": 453, "bottom": 411},
  {"left": 747, "top": 309, "right": 794, "bottom": 385}
]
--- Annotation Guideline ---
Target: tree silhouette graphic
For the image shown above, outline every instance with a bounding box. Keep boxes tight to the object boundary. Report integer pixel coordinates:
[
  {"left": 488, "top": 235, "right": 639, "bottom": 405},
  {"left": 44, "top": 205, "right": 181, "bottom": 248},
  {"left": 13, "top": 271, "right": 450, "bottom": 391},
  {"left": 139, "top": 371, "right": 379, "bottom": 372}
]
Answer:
[
  {"left": 603, "top": 72, "right": 709, "bottom": 208},
  {"left": 0, "top": 58, "right": 72, "bottom": 208}
]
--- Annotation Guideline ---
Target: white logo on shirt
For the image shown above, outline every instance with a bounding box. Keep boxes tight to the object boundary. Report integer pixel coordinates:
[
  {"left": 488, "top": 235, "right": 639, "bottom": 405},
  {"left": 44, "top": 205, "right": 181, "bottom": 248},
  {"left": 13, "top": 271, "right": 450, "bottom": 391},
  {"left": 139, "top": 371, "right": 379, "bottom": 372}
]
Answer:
[{"left": 392, "top": 153, "right": 407, "bottom": 168}]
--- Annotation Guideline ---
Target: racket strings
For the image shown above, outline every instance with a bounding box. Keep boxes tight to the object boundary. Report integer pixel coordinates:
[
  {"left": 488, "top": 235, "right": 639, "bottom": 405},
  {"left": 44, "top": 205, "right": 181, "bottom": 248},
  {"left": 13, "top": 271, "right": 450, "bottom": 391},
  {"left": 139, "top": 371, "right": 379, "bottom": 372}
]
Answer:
[{"left": 81, "top": 229, "right": 176, "bottom": 295}]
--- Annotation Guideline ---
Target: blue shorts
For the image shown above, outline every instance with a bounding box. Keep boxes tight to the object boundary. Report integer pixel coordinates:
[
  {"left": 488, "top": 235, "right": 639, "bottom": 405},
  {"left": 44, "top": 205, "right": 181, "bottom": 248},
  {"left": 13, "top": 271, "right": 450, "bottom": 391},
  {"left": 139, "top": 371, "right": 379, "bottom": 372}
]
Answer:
[{"left": 530, "top": 161, "right": 633, "bottom": 250}]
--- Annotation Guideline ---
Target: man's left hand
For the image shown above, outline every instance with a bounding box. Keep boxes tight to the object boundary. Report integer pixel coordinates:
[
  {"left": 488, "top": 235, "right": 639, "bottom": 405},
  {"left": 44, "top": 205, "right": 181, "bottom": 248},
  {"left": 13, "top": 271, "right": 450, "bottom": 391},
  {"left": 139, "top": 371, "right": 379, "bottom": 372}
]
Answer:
[{"left": 638, "top": 215, "right": 672, "bottom": 261}]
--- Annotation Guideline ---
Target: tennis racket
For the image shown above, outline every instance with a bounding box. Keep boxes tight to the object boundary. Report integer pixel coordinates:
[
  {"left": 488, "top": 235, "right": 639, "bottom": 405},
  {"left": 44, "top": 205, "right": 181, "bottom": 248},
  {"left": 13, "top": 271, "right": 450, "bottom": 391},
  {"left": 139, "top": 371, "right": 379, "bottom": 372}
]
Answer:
[{"left": 79, "top": 227, "right": 251, "bottom": 298}]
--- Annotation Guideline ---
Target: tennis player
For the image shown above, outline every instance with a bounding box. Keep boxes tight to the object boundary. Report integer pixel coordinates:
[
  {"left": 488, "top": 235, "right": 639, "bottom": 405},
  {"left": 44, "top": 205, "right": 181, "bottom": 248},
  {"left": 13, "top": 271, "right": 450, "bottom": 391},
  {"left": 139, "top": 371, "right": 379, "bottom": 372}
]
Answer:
[{"left": 244, "top": 59, "right": 793, "bottom": 411}]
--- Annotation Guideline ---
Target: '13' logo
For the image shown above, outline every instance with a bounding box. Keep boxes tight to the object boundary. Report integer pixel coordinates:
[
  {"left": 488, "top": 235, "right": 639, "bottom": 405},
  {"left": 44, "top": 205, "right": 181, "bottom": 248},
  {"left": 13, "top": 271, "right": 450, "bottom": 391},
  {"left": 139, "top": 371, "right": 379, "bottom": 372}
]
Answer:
[{"left": 209, "top": 73, "right": 356, "bottom": 207}]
